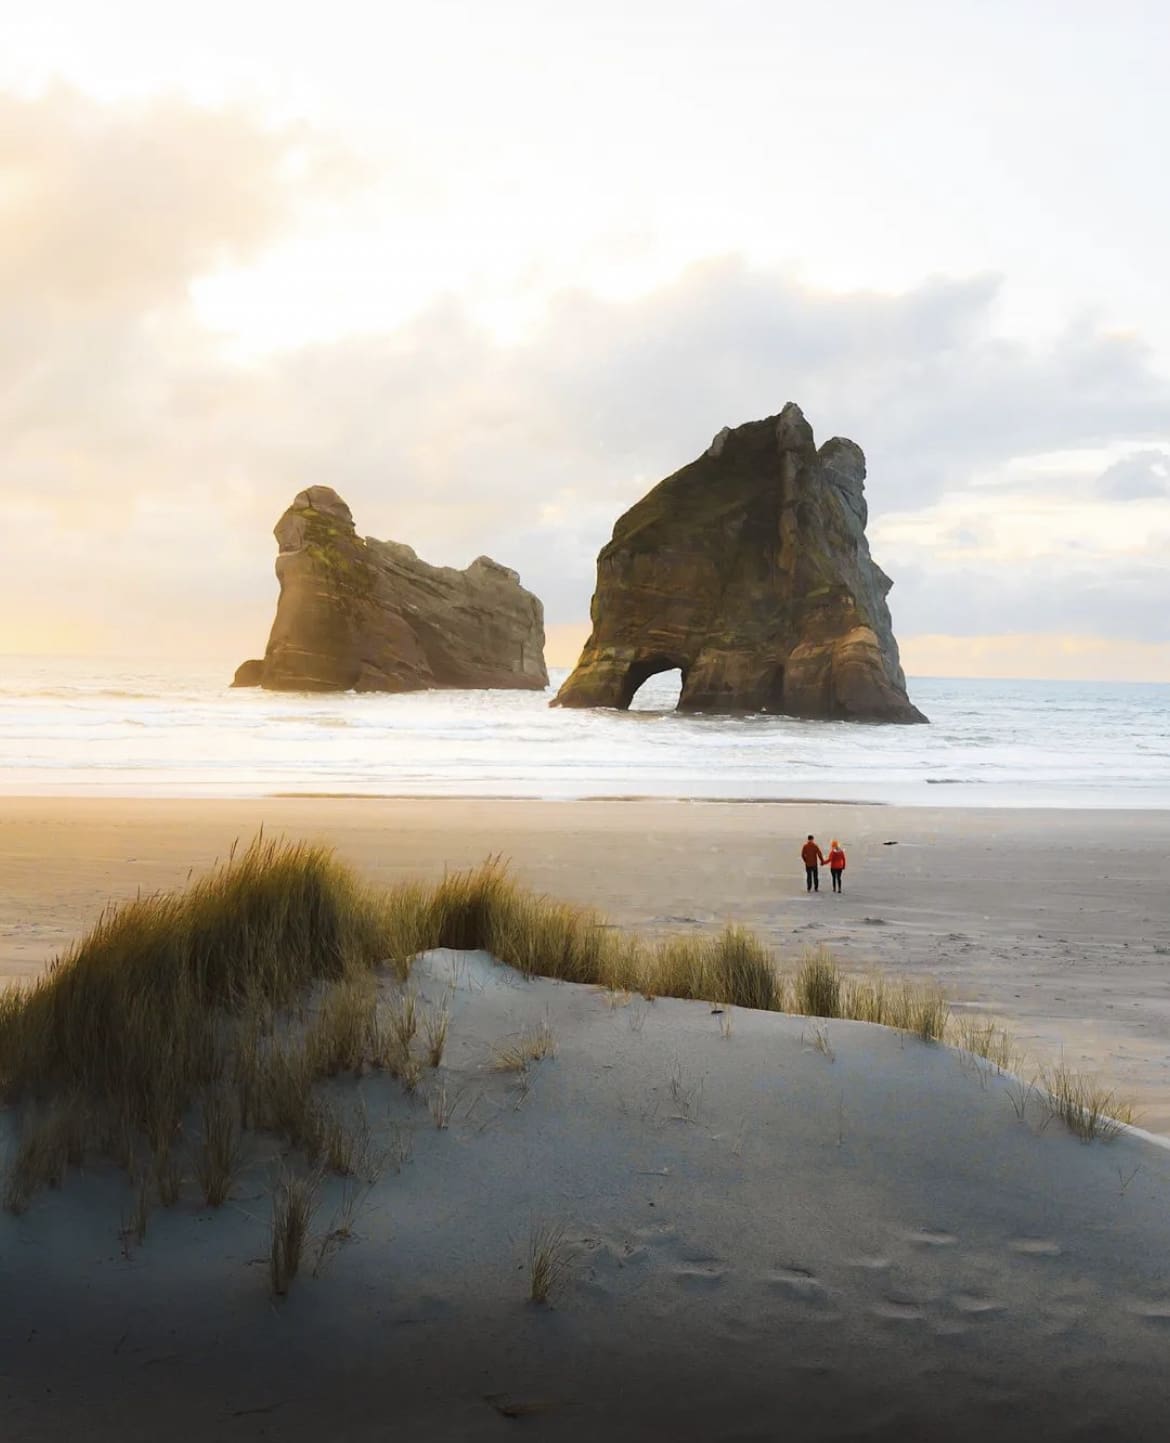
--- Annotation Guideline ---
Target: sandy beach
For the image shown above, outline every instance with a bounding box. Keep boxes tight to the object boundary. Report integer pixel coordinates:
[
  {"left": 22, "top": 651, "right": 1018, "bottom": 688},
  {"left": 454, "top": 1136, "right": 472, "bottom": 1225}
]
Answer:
[
  {"left": 2, "top": 796, "right": 1168, "bottom": 1129},
  {"left": 3, "top": 799, "right": 1170, "bottom": 1440},
  {"left": 5, "top": 945, "right": 1170, "bottom": 1441}
]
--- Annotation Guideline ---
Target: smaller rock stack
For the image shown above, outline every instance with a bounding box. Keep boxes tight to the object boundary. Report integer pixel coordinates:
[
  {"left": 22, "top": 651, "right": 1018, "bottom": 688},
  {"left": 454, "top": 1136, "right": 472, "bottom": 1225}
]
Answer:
[{"left": 234, "top": 487, "right": 548, "bottom": 693}]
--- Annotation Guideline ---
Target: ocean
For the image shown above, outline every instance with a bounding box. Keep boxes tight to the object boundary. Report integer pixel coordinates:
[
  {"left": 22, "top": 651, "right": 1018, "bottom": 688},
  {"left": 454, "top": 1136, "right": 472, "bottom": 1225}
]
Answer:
[{"left": 0, "top": 657, "right": 1166, "bottom": 808}]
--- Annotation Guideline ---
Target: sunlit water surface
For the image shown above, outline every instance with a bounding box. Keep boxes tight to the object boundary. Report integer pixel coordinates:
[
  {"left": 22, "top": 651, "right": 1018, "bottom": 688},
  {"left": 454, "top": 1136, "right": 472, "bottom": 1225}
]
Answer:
[{"left": 0, "top": 657, "right": 1166, "bottom": 807}]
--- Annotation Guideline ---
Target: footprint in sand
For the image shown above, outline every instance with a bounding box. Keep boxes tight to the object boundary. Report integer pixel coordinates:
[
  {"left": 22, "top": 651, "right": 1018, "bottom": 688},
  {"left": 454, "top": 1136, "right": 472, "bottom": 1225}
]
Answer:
[
  {"left": 1129, "top": 1300, "right": 1170, "bottom": 1322},
  {"left": 766, "top": 1265, "right": 828, "bottom": 1299},
  {"left": 872, "top": 1297, "right": 927, "bottom": 1322},
  {"left": 1008, "top": 1238, "right": 1062, "bottom": 1257},
  {"left": 672, "top": 1261, "right": 728, "bottom": 1290},
  {"left": 847, "top": 1254, "right": 891, "bottom": 1271},
  {"left": 903, "top": 1229, "right": 958, "bottom": 1248},
  {"left": 634, "top": 1221, "right": 679, "bottom": 1245},
  {"left": 952, "top": 1292, "right": 1005, "bottom": 1315}
]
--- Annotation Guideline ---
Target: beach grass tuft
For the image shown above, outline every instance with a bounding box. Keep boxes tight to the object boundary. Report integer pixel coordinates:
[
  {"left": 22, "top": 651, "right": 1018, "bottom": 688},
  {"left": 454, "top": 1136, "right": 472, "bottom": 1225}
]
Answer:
[
  {"left": 2, "top": 1095, "right": 89, "bottom": 1213},
  {"left": 1038, "top": 1063, "right": 1136, "bottom": 1142},
  {"left": 493, "top": 1017, "right": 557, "bottom": 1073},
  {"left": 0, "top": 836, "right": 391, "bottom": 1115},
  {"left": 795, "top": 950, "right": 842, "bottom": 1018},
  {"left": 950, "top": 1015, "right": 1019, "bottom": 1072},
  {"left": 423, "top": 1001, "right": 451, "bottom": 1068},
  {"left": 0, "top": 837, "right": 401, "bottom": 1211},
  {"left": 194, "top": 1089, "right": 242, "bottom": 1208},
  {"left": 527, "top": 1220, "right": 572, "bottom": 1304},
  {"left": 270, "top": 1168, "right": 320, "bottom": 1296}
]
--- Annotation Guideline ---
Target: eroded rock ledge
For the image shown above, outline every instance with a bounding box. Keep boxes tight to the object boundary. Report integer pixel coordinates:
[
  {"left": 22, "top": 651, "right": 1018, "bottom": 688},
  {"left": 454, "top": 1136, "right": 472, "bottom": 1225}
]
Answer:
[
  {"left": 234, "top": 487, "right": 547, "bottom": 693},
  {"left": 552, "top": 404, "right": 926, "bottom": 722}
]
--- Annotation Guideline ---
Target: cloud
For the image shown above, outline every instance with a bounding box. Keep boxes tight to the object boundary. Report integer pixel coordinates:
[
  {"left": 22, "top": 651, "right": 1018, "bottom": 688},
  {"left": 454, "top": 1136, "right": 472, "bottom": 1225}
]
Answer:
[
  {"left": 1, "top": 86, "right": 1168, "bottom": 675},
  {"left": 227, "top": 262, "right": 1170, "bottom": 636},
  {"left": 1096, "top": 449, "right": 1170, "bottom": 500},
  {"left": 889, "top": 553, "right": 1170, "bottom": 646},
  {"left": 0, "top": 86, "right": 352, "bottom": 514},
  {"left": 0, "top": 85, "right": 348, "bottom": 310}
]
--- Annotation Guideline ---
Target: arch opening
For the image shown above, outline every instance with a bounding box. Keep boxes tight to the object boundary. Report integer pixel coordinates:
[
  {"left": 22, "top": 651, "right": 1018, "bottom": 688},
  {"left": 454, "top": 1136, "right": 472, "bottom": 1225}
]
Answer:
[
  {"left": 759, "top": 664, "right": 786, "bottom": 714},
  {"left": 621, "top": 657, "right": 685, "bottom": 712}
]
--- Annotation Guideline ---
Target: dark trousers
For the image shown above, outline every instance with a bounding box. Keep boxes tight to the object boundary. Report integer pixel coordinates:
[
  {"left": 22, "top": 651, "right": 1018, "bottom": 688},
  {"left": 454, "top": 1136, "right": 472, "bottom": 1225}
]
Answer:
[
  {"left": 806, "top": 866, "right": 819, "bottom": 892},
  {"left": 830, "top": 868, "right": 843, "bottom": 892}
]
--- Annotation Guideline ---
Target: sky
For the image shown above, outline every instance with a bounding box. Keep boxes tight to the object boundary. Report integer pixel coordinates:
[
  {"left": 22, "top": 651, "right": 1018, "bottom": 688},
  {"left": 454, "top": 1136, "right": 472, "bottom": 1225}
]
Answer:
[{"left": 2, "top": 0, "right": 1169, "bottom": 680}]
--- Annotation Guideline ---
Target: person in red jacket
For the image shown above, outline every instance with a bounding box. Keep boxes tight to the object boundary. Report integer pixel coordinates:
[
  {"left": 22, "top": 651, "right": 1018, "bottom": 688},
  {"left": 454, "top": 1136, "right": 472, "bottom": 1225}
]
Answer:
[
  {"left": 827, "top": 839, "right": 847, "bottom": 893},
  {"left": 801, "top": 834, "right": 826, "bottom": 892}
]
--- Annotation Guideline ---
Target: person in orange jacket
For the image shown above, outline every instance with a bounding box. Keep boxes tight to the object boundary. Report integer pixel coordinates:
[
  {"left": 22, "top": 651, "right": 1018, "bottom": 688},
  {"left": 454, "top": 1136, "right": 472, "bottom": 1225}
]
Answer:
[
  {"left": 827, "top": 839, "right": 847, "bottom": 893},
  {"left": 801, "top": 834, "right": 826, "bottom": 892}
]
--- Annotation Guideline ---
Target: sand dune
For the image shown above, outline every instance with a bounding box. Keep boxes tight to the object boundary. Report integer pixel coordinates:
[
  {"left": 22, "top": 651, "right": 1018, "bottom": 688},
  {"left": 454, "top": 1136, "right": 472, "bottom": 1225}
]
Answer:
[
  {"left": 4, "top": 949, "right": 1169, "bottom": 1442},
  {"left": 2, "top": 797, "right": 1168, "bottom": 1129}
]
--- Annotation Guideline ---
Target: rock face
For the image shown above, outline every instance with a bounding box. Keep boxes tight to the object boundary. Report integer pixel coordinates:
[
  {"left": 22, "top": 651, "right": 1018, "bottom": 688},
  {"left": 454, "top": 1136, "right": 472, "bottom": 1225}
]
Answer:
[
  {"left": 553, "top": 404, "right": 926, "bottom": 722},
  {"left": 235, "top": 486, "right": 548, "bottom": 693}
]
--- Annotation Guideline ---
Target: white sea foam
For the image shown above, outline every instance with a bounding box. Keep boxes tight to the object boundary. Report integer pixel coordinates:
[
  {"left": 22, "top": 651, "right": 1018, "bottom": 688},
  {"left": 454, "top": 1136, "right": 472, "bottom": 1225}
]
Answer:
[{"left": 0, "top": 656, "right": 1166, "bottom": 806}]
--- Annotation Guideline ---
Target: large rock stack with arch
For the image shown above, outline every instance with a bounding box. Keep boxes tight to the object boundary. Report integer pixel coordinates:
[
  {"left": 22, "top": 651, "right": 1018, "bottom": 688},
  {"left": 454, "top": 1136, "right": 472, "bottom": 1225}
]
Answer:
[{"left": 552, "top": 403, "right": 926, "bottom": 723}]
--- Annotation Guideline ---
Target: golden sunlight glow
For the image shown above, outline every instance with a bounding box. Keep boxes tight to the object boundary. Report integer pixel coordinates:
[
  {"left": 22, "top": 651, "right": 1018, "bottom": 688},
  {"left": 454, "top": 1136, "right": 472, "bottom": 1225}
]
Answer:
[{"left": 901, "top": 634, "right": 1170, "bottom": 684}]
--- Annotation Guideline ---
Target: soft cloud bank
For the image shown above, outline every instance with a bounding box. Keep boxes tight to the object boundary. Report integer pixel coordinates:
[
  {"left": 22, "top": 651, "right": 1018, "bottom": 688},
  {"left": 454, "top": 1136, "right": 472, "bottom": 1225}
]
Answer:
[{"left": 2, "top": 89, "right": 1168, "bottom": 675}]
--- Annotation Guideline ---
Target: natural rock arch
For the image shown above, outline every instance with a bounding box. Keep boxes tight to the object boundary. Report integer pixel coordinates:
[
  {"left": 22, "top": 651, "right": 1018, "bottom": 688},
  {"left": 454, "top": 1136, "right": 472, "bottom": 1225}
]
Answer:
[
  {"left": 552, "top": 403, "right": 925, "bottom": 723},
  {"left": 617, "top": 656, "right": 688, "bottom": 710}
]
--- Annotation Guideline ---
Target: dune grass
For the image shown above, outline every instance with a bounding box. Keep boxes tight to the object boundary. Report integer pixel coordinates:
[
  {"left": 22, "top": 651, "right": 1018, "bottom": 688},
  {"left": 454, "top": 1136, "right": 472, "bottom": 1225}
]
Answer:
[
  {"left": 194, "top": 1090, "right": 242, "bottom": 1207},
  {"left": 0, "top": 844, "right": 1135, "bottom": 1214},
  {"left": 1037, "top": 1063, "right": 1136, "bottom": 1142},
  {"left": 0, "top": 836, "right": 392, "bottom": 1113},
  {"left": 527, "top": 1220, "right": 572, "bottom": 1304},
  {"left": 2, "top": 1096, "right": 88, "bottom": 1213},
  {"left": 423, "top": 1002, "right": 450, "bottom": 1068},
  {"left": 270, "top": 1168, "right": 320, "bottom": 1296},
  {"left": 950, "top": 1015, "right": 1019, "bottom": 1073},
  {"left": 0, "top": 836, "right": 402, "bottom": 1212}
]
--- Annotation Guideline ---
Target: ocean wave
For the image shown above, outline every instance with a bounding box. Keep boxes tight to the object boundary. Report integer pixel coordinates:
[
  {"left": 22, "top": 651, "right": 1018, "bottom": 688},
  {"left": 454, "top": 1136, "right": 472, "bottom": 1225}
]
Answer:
[
  {"left": 0, "top": 668, "right": 1168, "bottom": 806},
  {"left": 5, "top": 687, "right": 168, "bottom": 702}
]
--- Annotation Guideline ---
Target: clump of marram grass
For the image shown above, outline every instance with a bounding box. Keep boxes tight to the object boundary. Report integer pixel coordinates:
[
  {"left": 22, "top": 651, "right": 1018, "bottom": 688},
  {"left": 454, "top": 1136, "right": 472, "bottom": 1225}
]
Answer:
[
  {"left": 428, "top": 1080, "right": 452, "bottom": 1129},
  {"left": 428, "top": 857, "right": 518, "bottom": 953},
  {"left": 2, "top": 1095, "right": 89, "bottom": 1213},
  {"left": 313, "top": 1179, "right": 372, "bottom": 1277},
  {"left": 793, "top": 956, "right": 950, "bottom": 1042},
  {"left": 122, "top": 1170, "right": 152, "bottom": 1248},
  {"left": 194, "top": 1090, "right": 242, "bottom": 1208},
  {"left": 484, "top": 889, "right": 614, "bottom": 985},
  {"left": 305, "top": 976, "right": 377, "bottom": 1078},
  {"left": 948, "top": 1019, "right": 1136, "bottom": 1142},
  {"left": 866, "top": 980, "right": 948, "bottom": 1042},
  {"left": 0, "top": 836, "right": 394, "bottom": 1116},
  {"left": 493, "top": 1017, "right": 557, "bottom": 1073},
  {"left": 155, "top": 1146, "right": 184, "bottom": 1208},
  {"left": 709, "top": 927, "right": 780, "bottom": 1011},
  {"left": 270, "top": 1169, "right": 320, "bottom": 1297},
  {"left": 794, "top": 949, "right": 842, "bottom": 1019},
  {"left": 251, "top": 1037, "right": 318, "bottom": 1149},
  {"left": 949, "top": 1014, "right": 1019, "bottom": 1072},
  {"left": 527, "top": 1221, "right": 572, "bottom": 1304},
  {"left": 304, "top": 1098, "right": 386, "bottom": 1180},
  {"left": 423, "top": 1001, "right": 450, "bottom": 1068},
  {"left": 388, "top": 990, "right": 419, "bottom": 1052},
  {"left": 1037, "top": 1063, "right": 1136, "bottom": 1142},
  {"left": 0, "top": 836, "right": 401, "bottom": 1210}
]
